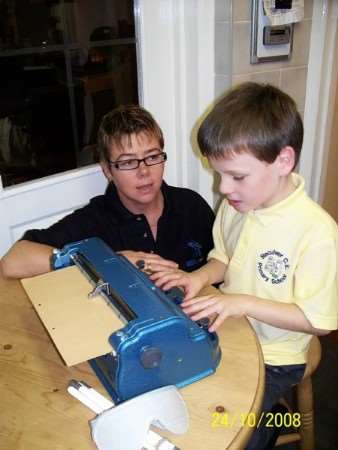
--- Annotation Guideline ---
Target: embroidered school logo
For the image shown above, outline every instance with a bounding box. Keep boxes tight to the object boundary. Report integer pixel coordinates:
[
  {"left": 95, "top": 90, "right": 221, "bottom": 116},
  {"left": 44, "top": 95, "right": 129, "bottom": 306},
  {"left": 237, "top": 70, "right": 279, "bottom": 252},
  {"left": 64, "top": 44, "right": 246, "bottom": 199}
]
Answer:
[
  {"left": 185, "top": 241, "right": 203, "bottom": 268},
  {"left": 257, "top": 249, "right": 290, "bottom": 284}
]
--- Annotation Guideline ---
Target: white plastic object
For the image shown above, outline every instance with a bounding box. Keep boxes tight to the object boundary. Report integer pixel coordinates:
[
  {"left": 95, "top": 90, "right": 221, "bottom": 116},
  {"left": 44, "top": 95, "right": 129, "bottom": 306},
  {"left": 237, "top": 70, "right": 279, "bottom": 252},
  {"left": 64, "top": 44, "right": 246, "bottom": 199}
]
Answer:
[{"left": 90, "top": 385, "right": 188, "bottom": 450}]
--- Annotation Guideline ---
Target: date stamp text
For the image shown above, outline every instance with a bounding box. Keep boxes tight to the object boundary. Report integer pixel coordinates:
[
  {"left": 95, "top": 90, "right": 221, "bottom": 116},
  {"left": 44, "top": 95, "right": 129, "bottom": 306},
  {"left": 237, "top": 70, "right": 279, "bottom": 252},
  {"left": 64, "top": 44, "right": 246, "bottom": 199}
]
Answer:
[{"left": 211, "top": 411, "right": 301, "bottom": 428}]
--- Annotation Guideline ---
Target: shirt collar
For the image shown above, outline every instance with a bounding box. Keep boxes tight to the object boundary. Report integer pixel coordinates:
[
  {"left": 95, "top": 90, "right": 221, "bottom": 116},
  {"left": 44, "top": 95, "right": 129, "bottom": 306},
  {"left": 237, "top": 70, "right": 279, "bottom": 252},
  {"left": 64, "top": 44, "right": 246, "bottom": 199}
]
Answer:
[
  {"left": 105, "top": 181, "right": 175, "bottom": 221},
  {"left": 250, "top": 173, "right": 306, "bottom": 226},
  {"left": 105, "top": 182, "right": 134, "bottom": 220},
  {"left": 160, "top": 181, "right": 179, "bottom": 216}
]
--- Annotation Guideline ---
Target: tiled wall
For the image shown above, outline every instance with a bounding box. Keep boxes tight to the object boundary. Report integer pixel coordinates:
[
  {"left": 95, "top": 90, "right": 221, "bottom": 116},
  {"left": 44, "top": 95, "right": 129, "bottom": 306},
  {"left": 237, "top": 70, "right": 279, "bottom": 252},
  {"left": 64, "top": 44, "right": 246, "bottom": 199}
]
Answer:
[
  {"left": 214, "top": 0, "right": 232, "bottom": 99},
  {"left": 215, "top": 0, "right": 314, "bottom": 116}
]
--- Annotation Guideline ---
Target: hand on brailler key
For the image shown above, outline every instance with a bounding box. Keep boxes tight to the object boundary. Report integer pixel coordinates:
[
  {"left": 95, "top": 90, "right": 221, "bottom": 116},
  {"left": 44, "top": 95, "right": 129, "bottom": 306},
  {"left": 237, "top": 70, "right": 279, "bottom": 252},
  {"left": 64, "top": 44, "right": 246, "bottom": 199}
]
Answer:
[
  {"left": 150, "top": 270, "right": 204, "bottom": 301},
  {"left": 181, "top": 293, "right": 247, "bottom": 332},
  {"left": 118, "top": 250, "right": 178, "bottom": 274}
]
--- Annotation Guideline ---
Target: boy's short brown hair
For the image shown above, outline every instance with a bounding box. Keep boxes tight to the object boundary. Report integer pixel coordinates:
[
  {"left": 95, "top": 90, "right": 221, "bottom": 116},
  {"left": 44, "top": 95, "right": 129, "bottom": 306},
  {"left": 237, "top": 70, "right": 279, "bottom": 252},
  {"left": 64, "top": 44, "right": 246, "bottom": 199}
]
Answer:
[
  {"left": 98, "top": 104, "right": 164, "bottom": 162},
  {"left": 197, "top": 82, "right": 303, "bottom": 168}
]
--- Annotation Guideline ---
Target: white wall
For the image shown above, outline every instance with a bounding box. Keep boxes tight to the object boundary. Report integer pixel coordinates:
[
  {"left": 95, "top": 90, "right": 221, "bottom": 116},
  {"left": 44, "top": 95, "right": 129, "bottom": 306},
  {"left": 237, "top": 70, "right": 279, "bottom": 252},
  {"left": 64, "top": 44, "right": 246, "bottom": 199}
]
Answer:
[
  {"left": 301, "top": 0, "right": 338, "bottom": 201},
  {"left": 0, "top": 165, "right": 107, "bottom": 257},
  {"left": 137, "top": 0, "right": 218, "bottom": 206}
]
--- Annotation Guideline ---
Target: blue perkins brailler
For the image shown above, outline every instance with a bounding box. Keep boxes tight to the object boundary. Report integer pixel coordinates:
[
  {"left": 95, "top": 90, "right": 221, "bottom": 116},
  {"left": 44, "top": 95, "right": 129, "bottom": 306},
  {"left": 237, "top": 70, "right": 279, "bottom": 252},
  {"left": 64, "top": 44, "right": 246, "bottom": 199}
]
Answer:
[{"left": 52, "top": 237, "right": 221, "bottom": 404}]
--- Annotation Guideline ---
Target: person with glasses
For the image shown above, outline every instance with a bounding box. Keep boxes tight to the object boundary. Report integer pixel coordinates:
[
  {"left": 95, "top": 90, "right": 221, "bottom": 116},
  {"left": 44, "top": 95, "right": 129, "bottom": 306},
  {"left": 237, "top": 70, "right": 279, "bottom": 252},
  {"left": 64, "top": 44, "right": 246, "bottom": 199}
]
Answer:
[{"left": 0, "top": 105, "right": 215, "bottom": 279}]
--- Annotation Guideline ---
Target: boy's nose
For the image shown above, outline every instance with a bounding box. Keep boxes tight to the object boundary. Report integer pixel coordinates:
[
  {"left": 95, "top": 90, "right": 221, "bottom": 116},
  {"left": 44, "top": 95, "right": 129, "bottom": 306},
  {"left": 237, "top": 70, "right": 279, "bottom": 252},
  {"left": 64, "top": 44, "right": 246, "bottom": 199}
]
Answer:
[{"left": 219, "top": 179, "right": 234, "bottom": 195}]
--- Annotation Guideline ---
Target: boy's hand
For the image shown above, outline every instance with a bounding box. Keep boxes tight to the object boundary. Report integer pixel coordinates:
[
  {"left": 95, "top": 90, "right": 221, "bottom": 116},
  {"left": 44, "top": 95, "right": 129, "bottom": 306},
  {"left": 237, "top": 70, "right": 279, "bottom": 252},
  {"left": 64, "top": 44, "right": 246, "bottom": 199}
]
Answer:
[
  {"left": 150, "top": 270, "right": 205, "bottom": 300},
  {"left": 117, "top": 250, "right": 178, "bottom": 273},
  {"left": 182, "top": 293, "right": 247, "bottom": 332}
]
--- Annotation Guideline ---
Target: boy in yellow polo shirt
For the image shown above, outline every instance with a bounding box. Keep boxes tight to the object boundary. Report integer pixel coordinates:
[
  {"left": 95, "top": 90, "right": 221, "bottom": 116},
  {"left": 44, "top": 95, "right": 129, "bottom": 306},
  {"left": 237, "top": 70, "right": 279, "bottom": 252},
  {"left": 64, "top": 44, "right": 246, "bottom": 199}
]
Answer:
[{"left": 152, "top": 82, "right": 338, "bottom": 449}]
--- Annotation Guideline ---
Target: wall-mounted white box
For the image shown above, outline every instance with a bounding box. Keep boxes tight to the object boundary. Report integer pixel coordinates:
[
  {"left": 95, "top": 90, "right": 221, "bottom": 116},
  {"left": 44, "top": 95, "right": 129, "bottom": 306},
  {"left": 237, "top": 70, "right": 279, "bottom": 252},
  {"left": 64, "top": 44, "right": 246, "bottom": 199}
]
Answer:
[{"left": 251, "top": 0, "right": 294, "bottom": 64}]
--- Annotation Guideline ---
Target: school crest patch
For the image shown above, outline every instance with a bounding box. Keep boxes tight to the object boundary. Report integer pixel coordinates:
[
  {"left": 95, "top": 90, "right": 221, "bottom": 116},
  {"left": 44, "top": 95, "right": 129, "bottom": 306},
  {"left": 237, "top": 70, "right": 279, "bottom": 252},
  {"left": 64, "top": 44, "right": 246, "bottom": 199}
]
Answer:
[{"left": 257, "top": 249, "right": 290, "bottom": 284}]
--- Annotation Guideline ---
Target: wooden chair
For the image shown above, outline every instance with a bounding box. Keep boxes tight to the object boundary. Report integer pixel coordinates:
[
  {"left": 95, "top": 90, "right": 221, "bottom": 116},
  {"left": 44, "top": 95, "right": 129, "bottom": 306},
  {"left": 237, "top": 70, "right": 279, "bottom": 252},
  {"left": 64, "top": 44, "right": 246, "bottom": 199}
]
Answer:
[{"left": 275, "top": 336, "right": 322, "bottom": 450}]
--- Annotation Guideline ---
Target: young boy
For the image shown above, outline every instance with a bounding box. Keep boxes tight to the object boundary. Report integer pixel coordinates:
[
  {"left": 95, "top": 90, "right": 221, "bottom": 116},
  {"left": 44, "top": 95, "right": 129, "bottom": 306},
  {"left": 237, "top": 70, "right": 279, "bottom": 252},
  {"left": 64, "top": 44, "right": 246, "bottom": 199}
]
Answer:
[
  {"left": 0, "top": 105, "right": 214, "bottom": 279},
  {"left": 152, "top": 82, "right": 338, "bottom": 449}
]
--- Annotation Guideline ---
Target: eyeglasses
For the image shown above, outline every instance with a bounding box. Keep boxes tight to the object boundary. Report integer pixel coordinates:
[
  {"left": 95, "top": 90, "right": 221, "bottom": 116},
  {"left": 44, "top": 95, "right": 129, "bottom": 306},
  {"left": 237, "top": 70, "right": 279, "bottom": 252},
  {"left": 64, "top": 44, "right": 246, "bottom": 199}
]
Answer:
[{"left": 109, "top": 151, "right": 167, "bottom": 171}]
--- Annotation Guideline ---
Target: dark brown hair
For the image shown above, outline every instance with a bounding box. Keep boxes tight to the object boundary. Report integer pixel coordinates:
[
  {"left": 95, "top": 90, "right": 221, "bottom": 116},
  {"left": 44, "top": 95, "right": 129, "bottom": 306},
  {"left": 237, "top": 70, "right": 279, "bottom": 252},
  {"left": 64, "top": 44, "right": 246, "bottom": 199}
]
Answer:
[
  {"left": 197, "top": 82, "right": 303, "bottom": 168},
  {"left": 98, "top": 104, "right": 164, "bottom": 161}
]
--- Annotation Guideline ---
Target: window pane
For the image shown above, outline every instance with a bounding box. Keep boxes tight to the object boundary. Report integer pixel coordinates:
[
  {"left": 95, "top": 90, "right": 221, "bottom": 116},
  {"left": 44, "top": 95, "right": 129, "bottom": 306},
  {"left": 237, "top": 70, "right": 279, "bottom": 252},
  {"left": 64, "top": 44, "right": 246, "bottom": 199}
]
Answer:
[
  {"left": 73, "top": 42, "right": 138, "bottom": 165},
  {"left": 0, "top": 0, "right": 64, "bottom": 49},
  {"left": 0, "top": 51, "right": 78, "bottom": 185},
  {"left": 0, "top": 0, "right": 138, "bottom": 187}
]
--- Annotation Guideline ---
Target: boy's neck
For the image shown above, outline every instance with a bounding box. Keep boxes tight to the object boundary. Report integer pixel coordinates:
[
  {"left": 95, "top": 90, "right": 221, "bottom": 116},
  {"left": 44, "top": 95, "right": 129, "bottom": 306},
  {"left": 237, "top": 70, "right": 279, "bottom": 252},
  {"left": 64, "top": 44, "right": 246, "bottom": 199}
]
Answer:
[
  {"left": 281, "top": 172, "right": 297, "bottom": 198},
  {"left": 268, "top": 173, "right": 297, "bottom": 208}
]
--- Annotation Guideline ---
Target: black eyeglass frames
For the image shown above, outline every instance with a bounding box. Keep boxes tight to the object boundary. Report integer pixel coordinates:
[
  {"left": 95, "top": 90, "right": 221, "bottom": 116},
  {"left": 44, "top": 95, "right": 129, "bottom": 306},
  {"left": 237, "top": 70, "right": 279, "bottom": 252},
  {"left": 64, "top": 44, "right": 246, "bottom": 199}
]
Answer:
[{"left": 108, "top": 152, "right": 167, "bottom": 171}]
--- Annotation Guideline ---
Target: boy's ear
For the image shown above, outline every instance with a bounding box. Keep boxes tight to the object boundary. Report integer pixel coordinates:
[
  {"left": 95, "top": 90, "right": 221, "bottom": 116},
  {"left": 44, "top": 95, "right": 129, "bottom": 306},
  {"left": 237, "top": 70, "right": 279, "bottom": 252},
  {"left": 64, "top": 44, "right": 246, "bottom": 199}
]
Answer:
[
  {"left": 277, "top": 146, "right": 295, "bottom": 175},
  {"left": 100, "top": 160, "right": 114, "bottom": 182}
]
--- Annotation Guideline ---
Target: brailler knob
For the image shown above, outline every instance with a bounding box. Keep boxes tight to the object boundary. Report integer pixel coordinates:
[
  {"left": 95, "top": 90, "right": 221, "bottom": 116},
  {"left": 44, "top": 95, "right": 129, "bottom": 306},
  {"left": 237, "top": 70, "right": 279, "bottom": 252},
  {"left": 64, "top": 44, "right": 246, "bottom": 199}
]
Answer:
[{"left": 140, "top": 346, "right": 162, "bottom": 369}]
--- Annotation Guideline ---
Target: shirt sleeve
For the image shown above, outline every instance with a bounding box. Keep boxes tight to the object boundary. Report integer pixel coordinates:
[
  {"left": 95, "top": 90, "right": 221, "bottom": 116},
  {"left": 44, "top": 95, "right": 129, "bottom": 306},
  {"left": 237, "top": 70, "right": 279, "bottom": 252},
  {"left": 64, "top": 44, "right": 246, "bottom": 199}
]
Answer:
[
  {"left": 208, "top": 200, "right": 229, "bottom": 266},
  {"left": 294, "top": 237, "right": 338, "bottom": 330},
  {"left": 21, "top": 197, "right": 106, "bottom": 248}
]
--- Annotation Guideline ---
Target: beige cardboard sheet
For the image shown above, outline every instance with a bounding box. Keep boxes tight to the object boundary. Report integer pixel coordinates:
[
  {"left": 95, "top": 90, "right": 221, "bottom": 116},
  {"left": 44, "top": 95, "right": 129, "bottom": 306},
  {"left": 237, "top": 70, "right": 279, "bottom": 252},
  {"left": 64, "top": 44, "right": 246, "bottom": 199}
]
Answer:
[{"left": 21, "top": 266, "right": 124, "bottom": 366}]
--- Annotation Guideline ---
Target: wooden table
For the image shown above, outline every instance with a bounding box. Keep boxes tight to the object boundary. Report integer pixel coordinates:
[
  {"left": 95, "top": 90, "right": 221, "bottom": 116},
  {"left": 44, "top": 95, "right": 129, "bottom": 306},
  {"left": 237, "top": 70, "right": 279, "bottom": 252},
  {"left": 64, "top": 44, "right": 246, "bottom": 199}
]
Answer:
[{"left": 0, "top": 279, "right": 264, "bottom": 450}]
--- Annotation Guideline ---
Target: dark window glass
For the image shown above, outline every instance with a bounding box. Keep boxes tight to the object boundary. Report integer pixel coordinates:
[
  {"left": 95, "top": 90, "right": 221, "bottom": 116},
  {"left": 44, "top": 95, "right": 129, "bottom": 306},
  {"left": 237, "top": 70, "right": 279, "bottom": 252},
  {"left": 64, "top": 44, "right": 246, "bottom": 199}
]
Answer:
[{"left": 0, "top": 0, "right": 138, "bottom": 187}]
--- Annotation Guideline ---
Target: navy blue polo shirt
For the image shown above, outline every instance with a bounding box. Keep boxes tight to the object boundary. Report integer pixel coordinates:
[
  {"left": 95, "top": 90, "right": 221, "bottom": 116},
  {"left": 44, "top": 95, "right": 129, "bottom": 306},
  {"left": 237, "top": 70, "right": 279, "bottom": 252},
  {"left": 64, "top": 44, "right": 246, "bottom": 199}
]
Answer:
[{"left": 22, "top": 182, "right": 215, "bottom": 271}]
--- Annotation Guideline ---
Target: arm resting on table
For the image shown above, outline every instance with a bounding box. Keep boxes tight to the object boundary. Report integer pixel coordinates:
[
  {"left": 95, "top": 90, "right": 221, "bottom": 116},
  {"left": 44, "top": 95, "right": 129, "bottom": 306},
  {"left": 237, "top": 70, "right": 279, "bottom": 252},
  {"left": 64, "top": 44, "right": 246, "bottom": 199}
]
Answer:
[{"left": 0, "top": 240, "right": 54, "bottom": 279}]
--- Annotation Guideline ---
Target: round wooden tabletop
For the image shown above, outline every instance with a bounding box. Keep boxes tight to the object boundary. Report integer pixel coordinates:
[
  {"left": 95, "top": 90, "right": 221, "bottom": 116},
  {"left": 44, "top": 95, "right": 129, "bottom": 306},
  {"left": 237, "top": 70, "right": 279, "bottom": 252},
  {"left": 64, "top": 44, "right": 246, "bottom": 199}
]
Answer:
[
  {"left": 0, "top": 279, "right": 264, "bottom": 450},
  {"left": 163, "top": 309, "right": 265, "bottom": 449}
]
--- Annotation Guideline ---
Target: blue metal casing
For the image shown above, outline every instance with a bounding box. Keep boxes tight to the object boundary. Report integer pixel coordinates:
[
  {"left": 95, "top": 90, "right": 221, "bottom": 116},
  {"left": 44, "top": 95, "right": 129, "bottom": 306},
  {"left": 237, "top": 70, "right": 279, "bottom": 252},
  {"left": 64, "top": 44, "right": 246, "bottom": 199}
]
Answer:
[{"left": 52, "top": 237, "right": 221, "bottom": 403}]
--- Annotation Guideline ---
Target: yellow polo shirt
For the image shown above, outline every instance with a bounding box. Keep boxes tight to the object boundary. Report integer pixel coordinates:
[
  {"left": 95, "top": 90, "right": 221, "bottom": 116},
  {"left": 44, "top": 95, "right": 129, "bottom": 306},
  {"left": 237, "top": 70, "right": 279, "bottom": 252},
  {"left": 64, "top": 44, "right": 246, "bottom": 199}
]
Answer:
[{"left": 209, "top": 173, "right": 338, "bottom": 365}]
